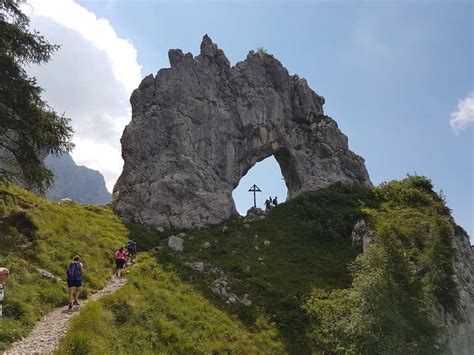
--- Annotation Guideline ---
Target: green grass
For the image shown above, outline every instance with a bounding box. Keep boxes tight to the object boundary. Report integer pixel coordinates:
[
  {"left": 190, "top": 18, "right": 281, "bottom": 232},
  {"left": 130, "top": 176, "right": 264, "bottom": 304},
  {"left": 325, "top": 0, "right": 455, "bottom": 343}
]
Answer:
[
  {"left": 57, "top": 255, "right": 285, "bottom": 355},
  {"left": 0, "top": 183, "right": 128, "bottom": 350},
  {"left": 154, "top": 184, "right": 378, "bottom": 353},
  {"left": 1, "top": 177, "right": 461, "bottom": 354}
]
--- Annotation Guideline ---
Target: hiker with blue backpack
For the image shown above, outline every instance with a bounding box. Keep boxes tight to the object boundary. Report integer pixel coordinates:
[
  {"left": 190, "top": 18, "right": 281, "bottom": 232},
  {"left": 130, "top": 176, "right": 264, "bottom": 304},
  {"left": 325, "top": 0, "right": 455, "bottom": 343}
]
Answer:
[{"left": 66, "top": 255, "right": 84, "bottom": 310}]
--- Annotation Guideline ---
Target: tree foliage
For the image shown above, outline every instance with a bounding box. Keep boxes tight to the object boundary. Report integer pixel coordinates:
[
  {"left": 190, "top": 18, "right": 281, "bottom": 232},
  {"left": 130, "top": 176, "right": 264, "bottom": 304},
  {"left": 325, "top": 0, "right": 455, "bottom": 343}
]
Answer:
[
  {"left": 304, "top": 175, "right": 459, "bottom": 354},
  {"left": 0, "top": 0, "right": 73, "bottom": 193},
  {"left": 306, "top": 240, "right": 439, "bottom": 354}
]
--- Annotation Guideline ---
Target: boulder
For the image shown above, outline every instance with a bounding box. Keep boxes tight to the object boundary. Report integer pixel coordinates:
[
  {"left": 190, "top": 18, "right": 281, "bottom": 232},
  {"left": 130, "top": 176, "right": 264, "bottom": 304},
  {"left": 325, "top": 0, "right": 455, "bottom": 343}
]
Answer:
[
  {"left": 241, "top": 294, "right": 252, "bottom": 306},
  {"left": 36, "top": 268, "right": 61, "bottom": 281},
  {"left": 148, "top": 246, "right": 161, "bottom": 255},
  {"left": 185, "top": 261, "right": 205, "bottom": 272},
  {"left": 168, "top": 236, "right": 184, "bottom": 252},
  {"left": 351, "top": 219, "right": 372, "bottom": 250}
]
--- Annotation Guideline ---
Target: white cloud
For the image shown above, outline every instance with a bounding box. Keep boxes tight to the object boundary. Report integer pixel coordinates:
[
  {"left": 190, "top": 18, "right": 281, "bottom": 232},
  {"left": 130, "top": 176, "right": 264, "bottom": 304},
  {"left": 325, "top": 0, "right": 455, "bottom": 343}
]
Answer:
[
  {"left": 22, "top": 0, "right": 142, "bottom": 191},
  {"left": 450, "top": 92, "right": 474, "bottom": 134}
]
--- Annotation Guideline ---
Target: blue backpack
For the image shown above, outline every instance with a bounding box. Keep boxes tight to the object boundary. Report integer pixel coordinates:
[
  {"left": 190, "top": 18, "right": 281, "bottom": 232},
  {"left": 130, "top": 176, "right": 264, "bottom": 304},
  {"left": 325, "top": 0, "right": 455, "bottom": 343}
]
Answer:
[{"left": 66, "top": 261, "right": 82, "bottom": 280}]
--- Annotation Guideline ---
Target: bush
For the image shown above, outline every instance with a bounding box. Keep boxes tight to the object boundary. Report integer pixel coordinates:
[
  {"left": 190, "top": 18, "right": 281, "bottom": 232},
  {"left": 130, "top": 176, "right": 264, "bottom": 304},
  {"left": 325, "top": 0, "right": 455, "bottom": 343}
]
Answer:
[
  {"left": 256, "top": 47, "right": 267, "bottom": 58},
  {"left": 3, "top": 299, "right": 32, "bottom": 320},
  {"left": 306, "top": 240, "right": 440, "bottom": 354}
]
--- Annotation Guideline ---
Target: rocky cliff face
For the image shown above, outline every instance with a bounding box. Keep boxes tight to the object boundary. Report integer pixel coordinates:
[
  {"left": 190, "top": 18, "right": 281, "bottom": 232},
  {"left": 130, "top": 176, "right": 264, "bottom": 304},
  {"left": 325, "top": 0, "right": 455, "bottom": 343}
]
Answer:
[
  {"left": 435, "top": 226, "right": 474, "bottom": 354},
  {"left": 352, "top": 220, "right": 474, "bottom": 353},
  {"left": 45, "top": 153, "right": 111, "bottom": 205},
  {"left": 113, "top": 35, "right": 371, "bottom": 229}
]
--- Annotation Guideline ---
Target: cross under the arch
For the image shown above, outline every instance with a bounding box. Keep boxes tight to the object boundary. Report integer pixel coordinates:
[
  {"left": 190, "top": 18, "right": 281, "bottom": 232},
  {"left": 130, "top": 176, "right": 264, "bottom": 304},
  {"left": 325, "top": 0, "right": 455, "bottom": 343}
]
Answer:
[{"left": 248, "top": 184, "right": 262, "bottom": 208}]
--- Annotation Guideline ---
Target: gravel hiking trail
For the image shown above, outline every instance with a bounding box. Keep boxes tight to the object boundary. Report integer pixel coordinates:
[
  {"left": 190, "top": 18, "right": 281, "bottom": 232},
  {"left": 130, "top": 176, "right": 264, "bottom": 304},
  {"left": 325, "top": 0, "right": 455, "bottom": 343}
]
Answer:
[{"left": 4, "top": 275, "right": 126, "bottom": 355}]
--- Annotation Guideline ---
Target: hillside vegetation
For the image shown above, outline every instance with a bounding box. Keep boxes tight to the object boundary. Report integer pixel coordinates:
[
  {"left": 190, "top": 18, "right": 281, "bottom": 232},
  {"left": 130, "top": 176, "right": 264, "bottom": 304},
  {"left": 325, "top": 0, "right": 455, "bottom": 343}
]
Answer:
[
  {"left": 0, "top": 183, "right": 127, "bottom": 350},
  {"left": 57, "top": 255, "right": 285, "bottom": 354},
  {"left": 1, "top": 176, "right": 462, "bottom": 354},
  {"left": 146, "top": 177, "right": 457, "bottom": 353}
]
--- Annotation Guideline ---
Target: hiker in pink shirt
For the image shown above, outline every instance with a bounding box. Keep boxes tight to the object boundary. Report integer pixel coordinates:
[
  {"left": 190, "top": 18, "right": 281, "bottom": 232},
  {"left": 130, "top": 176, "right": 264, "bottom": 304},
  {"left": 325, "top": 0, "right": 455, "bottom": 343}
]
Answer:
[{"left": 115, "top": 247, "right": 127, "bottom": 277}]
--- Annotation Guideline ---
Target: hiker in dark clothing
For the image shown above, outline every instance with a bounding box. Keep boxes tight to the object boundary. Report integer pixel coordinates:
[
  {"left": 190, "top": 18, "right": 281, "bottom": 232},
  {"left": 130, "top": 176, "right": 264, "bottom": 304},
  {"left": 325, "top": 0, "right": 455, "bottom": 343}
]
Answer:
[
  {"left": 265, "top": 198, "right": 271, "bottom": 211},
  {"left": 66, "top": 255, "right": 84, "bottom": 310},
  {"left": 127, "top": 240, "right": 137, "bottom": 264},
  {"left": 273, "top": 196, "right": 278, "bottom": 206}
]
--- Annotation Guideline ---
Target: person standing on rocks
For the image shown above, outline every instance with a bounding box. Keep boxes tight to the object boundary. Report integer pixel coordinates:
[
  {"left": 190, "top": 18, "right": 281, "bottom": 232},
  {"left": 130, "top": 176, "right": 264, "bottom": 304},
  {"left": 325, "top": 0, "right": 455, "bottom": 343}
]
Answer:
[
  {"left": 115, "top": 247, "right": 127, "bottom": 277},
  {"left": 273, "top": 196, "right": 278, "bottom": 206},
  {"left": 265, "top": 198, "right": 271, "bottom": 211},
  {"left": 66, "top": 255, "right": 84, "bottom": 310}
]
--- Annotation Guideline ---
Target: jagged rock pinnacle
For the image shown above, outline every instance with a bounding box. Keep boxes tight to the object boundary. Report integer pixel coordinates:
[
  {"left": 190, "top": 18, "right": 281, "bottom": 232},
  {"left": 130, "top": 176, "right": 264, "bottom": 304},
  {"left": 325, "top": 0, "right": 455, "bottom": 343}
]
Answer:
[{"left": 113, "top": 36, "right": 371, "bottom": 229}]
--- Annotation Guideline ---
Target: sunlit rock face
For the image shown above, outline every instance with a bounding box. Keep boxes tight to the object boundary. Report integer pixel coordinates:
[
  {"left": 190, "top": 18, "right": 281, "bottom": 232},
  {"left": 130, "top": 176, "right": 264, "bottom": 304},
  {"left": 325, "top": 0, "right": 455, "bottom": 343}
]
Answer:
[{"left": 113, "top": 35, "right": 371, "bottom": 229}]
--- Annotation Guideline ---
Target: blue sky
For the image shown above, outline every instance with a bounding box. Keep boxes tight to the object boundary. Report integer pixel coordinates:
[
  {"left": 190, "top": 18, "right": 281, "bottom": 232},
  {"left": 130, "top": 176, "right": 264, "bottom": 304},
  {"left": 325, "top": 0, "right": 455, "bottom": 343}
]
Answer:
[{"left": 69, "top": 0, "right": 472, "bottom": 238}]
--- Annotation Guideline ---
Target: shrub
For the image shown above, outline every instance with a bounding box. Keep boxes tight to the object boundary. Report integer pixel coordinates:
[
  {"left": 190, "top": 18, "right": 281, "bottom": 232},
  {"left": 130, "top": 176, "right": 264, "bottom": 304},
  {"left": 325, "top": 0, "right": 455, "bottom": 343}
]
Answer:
[
  {"left": 306, "top": 240, "right": 440, "bottom": 354},
  {"left": 256, "top": 47, "right": 267, "bottom": 59}
]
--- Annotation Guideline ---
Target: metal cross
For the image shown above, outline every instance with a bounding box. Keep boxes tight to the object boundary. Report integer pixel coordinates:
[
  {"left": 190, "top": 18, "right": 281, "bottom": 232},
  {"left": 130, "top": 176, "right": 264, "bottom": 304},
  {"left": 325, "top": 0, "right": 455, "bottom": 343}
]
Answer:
[{"left": 248, "top": 184, "right": 262, "bottom": 208}]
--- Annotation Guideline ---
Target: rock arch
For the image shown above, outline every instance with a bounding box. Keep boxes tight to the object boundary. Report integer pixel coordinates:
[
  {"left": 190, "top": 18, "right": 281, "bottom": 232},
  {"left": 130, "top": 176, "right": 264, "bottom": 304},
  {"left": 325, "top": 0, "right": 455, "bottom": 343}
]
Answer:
[{"left": 113, "top": 35, "right": 371, "bottom": 229}]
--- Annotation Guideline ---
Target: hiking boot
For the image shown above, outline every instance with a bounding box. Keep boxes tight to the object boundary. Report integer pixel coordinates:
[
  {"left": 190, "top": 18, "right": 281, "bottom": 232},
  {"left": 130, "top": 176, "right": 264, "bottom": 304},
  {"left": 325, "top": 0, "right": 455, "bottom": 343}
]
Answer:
[
  {"left": 73, "top": 300, "right": 79, "bottom": 306},
  {"left": 68, "top": 303, "right": 73, "bottom": 310}
]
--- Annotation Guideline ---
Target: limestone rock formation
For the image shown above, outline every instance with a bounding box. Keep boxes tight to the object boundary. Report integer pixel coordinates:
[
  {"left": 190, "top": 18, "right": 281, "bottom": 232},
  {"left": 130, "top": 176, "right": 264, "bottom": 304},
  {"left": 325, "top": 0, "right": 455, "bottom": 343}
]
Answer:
[
  {"left": 352, "top": 219, "right": 474, "bottom": 353},
  {"left": 45, "top": 153, "right": 111, "bottom": 205},
  {"left": 434, "top": 227, "right": 474, "bottom": 354},
  {"left": 113, "top": 35, "right": 371, "bottom": 229},
  {"left": 351, "top": 219, "right": 373, "bottom": 251}
]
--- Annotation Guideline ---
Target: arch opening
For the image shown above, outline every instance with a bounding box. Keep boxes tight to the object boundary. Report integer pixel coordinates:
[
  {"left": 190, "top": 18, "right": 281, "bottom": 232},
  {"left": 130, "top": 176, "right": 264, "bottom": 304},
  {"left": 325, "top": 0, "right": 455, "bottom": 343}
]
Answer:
[{"left": 232, "top": 155, "right": 288, "bottom": 215}]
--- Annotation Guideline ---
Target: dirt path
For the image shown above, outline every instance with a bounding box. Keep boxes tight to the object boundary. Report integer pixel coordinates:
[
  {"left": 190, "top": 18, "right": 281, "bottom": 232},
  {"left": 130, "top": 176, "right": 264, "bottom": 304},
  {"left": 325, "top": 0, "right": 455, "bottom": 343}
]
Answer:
[{"left": 4, "top": 275, "right": 126, "bottom": 355}]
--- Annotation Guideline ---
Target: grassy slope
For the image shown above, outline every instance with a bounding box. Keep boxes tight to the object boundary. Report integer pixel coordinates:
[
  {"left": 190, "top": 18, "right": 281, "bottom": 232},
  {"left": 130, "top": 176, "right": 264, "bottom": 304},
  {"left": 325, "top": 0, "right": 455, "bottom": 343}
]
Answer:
[
  {"left": 2, "top": 178, "right": 461, "bottom": 354},
  {"left": 57, "top": 255, "right": 285, "bottom": 354},
  {"left": 0, "top": 184, "right": 285, "bottom": 354},
  {"left": 54, "top": 184, "right": 377, "bottom": 354},
  {"left": 0, "top": 183, "right": 128, "bottom": 350},
  {"left": 154, "top": 184, "right": 378, "bottom": 353}
]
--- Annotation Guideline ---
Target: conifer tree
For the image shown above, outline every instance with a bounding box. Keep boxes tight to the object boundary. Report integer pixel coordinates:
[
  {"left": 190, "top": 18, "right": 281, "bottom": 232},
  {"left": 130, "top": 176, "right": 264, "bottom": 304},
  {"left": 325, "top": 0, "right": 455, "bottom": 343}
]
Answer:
[{"left": 0, "top": 0, "right": 73, "bottom": 193}]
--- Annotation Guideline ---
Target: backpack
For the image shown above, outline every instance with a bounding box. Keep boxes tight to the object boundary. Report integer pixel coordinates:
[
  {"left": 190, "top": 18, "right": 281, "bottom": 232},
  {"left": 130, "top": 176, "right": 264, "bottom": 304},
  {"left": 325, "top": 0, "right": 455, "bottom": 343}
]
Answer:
[
  {"left": 66, "top": 261, "right": 82, "bottom": 280},
  {"left": 127, "top": 241, "right": 136, "bottom": 251}
]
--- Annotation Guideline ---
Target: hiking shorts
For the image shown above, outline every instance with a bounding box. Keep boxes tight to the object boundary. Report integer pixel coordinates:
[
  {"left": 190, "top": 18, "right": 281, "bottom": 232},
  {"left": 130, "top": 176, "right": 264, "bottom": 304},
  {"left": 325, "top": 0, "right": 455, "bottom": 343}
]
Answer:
[
  {"left": 116, "top": 259, "right": 126, "bottom": 269},
  {"left": 67, "top": 279, "right": 82, "bottom": 288}
]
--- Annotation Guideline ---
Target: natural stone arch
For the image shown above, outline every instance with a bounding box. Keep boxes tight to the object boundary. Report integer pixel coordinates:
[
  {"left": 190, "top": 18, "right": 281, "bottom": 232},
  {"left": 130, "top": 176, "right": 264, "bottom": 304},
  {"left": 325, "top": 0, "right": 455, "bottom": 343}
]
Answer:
[{"left": 113, "top": 35, "right": 371, "bottom": 229}]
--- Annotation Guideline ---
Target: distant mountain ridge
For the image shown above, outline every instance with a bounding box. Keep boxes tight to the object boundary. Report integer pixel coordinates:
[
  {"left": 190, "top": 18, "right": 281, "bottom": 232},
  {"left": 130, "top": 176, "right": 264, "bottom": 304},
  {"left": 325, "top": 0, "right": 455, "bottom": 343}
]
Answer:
[{"left": 44, "top": 153, "right": 111, "bottom": 205}]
